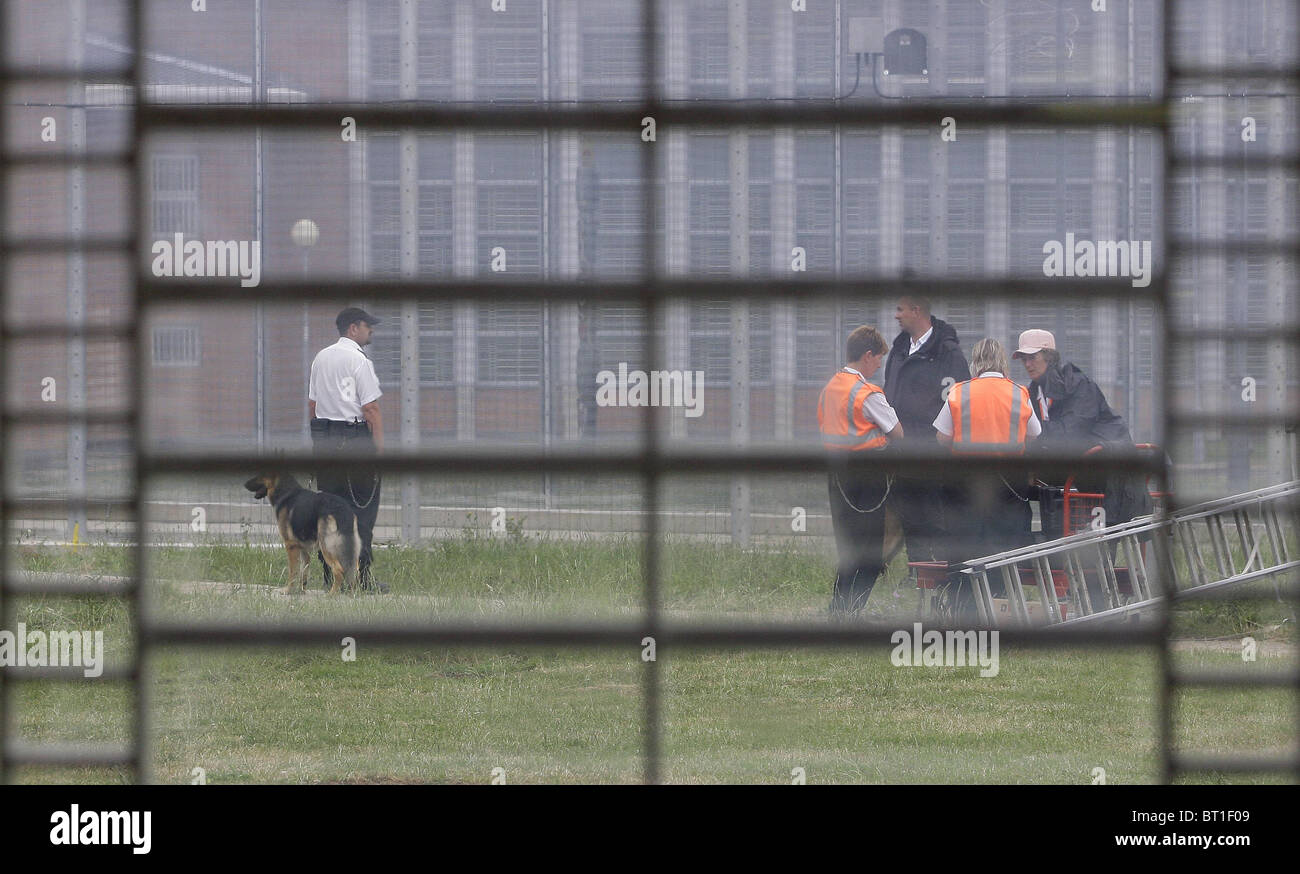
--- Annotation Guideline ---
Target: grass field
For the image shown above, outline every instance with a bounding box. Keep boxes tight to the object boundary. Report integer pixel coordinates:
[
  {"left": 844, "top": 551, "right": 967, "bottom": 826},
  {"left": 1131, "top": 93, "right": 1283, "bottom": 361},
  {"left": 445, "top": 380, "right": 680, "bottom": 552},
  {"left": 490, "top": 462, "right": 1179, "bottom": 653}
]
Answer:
[{"left": 6, "top": 537, "right": 1298, "bottom": 784}]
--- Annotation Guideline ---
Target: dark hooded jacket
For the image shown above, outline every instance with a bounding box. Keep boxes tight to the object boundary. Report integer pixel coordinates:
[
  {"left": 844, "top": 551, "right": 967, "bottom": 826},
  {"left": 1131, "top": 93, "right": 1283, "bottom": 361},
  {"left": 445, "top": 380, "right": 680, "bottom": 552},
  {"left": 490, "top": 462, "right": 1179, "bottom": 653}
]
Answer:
[
  {"left": 882, "top": 317, "right": 971, "bottom": 443},
  {"left": 1032, "top": 361, "right": 1151, "bottom": 526},
  {"left": 1032, "top": 361, "right": 1131, "bottom": 451}
]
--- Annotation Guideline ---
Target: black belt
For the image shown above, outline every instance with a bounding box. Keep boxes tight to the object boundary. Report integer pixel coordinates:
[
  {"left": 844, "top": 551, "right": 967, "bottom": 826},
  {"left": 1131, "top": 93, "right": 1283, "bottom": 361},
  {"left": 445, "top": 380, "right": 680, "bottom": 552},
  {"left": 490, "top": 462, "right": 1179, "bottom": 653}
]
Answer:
[{"left": 312, "top": 418, "right": 368, "bottom": 432}]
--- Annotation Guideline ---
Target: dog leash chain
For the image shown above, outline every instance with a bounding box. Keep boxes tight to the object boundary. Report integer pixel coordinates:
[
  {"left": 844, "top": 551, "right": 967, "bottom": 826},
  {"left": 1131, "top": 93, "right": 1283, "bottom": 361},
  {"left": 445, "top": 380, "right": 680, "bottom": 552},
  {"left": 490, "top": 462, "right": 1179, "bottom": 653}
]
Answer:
[
  {"left": 347, "top": 471, "right": 379, "bottom": 509},
  {"left": 336, "top": 428, "right": 379, "bottom": 509},
  {"left": 835, "top": 472, "right": 893, "bottom": 514},
  {"left": 1000, "top": 475, "right": 1031, "bottom": 502}
]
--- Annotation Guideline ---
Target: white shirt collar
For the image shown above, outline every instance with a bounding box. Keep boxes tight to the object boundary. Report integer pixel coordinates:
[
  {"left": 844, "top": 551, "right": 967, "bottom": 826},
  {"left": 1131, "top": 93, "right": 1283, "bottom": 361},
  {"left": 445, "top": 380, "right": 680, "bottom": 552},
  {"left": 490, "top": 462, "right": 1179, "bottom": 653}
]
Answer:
[
  {"left": 908, "top": 326, "right": 933, "bottom": 355},
  {"left": 842, "top": 366, "right": 866, "bottom": 380},
  {"left": 336, "top": 336, "right": 363, "bottom": 353},
  {"left": 977, "top": 371, "right": 1005, "bottom": 379}
]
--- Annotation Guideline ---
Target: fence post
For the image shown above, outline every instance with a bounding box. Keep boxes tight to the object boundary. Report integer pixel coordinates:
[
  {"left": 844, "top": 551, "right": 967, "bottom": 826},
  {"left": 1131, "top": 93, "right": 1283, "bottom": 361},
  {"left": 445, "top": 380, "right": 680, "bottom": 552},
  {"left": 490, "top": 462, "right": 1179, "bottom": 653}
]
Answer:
[
  {"left": 728, "top": 0, "right": 751, "bottom": 549},
  {"left": 67, "top": 0, "right": 88, "bottom": 542},
  {"left": 398, "top": 0, "right": 420, "bottom": 544}
]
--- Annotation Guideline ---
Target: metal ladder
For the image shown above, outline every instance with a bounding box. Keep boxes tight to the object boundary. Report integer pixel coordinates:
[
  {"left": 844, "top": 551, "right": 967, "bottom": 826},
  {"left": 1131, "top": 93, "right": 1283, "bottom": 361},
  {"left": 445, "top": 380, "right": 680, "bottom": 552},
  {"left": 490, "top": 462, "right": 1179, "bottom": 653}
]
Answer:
[
  {"left": 1160, "top": 482, "right": 1296, "bottom": 600},
  {"left": 961, "top": 481, "right": 1300, "bottom": 627}
]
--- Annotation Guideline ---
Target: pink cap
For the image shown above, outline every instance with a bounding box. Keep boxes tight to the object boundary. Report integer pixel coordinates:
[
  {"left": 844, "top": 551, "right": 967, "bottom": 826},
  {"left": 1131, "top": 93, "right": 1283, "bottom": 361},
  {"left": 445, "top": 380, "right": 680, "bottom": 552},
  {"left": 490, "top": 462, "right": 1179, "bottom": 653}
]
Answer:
[{"left": 1013, "top": 329, "right": 1056, "bottom": 358}]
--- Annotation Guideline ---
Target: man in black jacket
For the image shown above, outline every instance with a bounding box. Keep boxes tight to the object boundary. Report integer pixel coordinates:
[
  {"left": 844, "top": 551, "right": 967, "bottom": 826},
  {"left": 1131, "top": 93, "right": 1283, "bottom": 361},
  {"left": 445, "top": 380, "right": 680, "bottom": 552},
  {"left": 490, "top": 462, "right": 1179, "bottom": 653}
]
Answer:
[{"left": 882, "top": 295, "right": 972, "bottom": 563}]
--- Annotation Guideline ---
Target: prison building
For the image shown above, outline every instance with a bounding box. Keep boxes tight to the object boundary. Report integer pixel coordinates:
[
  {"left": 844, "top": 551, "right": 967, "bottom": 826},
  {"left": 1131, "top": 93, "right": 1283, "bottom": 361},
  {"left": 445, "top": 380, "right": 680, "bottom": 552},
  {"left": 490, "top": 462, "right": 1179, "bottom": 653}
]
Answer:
[{"left": 6, "top": 0, "right": 1296, "bottom": 507}]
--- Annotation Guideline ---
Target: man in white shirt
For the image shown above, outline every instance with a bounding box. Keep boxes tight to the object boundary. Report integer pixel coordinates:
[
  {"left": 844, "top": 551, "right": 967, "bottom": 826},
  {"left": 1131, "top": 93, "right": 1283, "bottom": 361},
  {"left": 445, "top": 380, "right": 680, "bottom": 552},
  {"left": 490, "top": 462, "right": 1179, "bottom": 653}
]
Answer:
[{"left": 308, "top": 307, "right": 388, "bottom": 593}]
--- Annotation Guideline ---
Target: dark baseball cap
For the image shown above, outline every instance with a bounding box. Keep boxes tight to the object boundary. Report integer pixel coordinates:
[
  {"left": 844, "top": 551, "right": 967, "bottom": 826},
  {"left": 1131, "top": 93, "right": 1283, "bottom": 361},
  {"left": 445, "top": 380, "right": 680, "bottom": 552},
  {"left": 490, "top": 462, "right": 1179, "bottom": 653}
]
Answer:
[{"left": 336, "top": 306, "right": 380, "bottom": 334}]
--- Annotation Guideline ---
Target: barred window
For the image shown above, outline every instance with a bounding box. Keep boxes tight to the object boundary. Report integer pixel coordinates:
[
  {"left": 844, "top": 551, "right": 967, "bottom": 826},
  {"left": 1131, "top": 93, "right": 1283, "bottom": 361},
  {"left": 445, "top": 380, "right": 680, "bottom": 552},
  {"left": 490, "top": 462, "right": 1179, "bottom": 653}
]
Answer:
[
  {"left": 842, "top": 132, "right": 881, "bottom": 275},
  {"left": 746, "top": 4, "right": 772, "bottom": 98},
  {"left": 150, "top": 155, "right": 199, "bottom": 237},
  {"left": 690, "top": 302, "right": 771, "bottom": 387},
  {"left": 1227, "top": 0, "right": 1274, "bottom": 63},
  {"left": 417, "top": 1, "right": 454, "bottom": 97},
  {"left": 939, "top": 299, "right": 987, "bottom": 351},
  {"left": 367, "top": 133, "right": 454, "bottom": 277},
  {"left": 688, "top": 1, "right": 728, "bottom": 98},
  {"left": 748, "top": 134, "right": 772, "bottom": 275},
  {"left": 477, "top": 134, "right": 542, "bottom": 276},
  {"left": 367, "top": 134, "right": 399, "bottom": 275},
  {"left": 947, "top": 132, "right": 987, "bottom": 279},
  {"left": 366, "top": 0, "right": 399, "bottom": 101},
  {"left": 476, "top": 134, "right": 544, "bottom": 385},
  {"left": 1005, "top": 0, "right": 1069, "bottom": 87},
  {"left": 947, "top": 0, "right": 987, "bottom": 85},
  {"left": 902, "top": 132, "right": 930, "bottom": 272},
  {"left": 368, "top": 0, "right": 454, "bottom": 100},
  {"left": 474, "top": 0, "right": 543, "bottom": 100},
  {"left": 591, "top": 304, "right": 651, "bottom": 376},
  {"left": 795, "top": 302, "right": 836, "bottom": 386},
  {"left": 582, "top": 29, "right": 644, "bottom": 99},
  {"left": 793, "top": 2, "right": 833, "bottom": 97},
  {"left": 795, "top": 131, "right": 834, "bottom": 274},
  {"left": 368, "top": 304, "right": 454, "bottom": 387},
  {"left": 477, "top": 304, "right": 542, "bottom": 385},
  {"left": 1009, "top": 131, "right": 1097, "bottom": 272},
  {"left": 151, "top": 325, "right": 200, "bottom": 367},
  {"left": 688, "top": 134, "right": 730, "bottom": 275},
  {"left": 579, "top": 0, "right": 659, "bottom": 100},
  {"left": 580, "top": 137, "right": 653, "bottom": 277}
]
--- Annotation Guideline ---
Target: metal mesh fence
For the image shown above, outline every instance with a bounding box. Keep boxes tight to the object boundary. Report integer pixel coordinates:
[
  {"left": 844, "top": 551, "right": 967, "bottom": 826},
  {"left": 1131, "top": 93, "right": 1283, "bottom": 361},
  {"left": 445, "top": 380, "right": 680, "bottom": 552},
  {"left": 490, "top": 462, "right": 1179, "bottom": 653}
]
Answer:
[{"left": 1, "top": 0, "right": 1297, "bottom": 784}]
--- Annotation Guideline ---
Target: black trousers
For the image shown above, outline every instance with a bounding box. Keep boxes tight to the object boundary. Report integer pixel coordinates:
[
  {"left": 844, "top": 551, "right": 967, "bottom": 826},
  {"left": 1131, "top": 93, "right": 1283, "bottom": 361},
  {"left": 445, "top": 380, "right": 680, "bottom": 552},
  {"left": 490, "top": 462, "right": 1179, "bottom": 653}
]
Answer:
[
  {"left": 310, "top": 419, "right": 381, "bottom": 587},
  {"left": 827, "top": 468, "right": 889, "bottom": 613},
  {"left": 944, "top": 475, "right": 1034, "bottom": 618},
  {"left": 947, "top": 475, "right": 1034, "bottom": 561},
  {"left": 889, "top": 475, "right": 949, "bottom": 564}
]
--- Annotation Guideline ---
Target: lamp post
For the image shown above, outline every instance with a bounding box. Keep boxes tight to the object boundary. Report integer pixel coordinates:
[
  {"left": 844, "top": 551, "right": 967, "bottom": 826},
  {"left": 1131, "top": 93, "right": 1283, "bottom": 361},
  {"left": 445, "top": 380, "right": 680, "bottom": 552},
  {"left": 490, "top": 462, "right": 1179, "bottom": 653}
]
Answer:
[{"left": 292, "top": 218, "right": 319, "bottom": 444}]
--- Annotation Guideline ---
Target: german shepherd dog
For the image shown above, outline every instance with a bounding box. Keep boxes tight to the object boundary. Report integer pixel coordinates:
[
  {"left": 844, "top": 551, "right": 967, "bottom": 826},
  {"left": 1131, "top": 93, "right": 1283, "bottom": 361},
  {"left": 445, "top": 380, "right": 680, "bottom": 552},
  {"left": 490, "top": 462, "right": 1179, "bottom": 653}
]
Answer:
[{"left": 243, "top": 472, "right": 361, "bottom": 594}]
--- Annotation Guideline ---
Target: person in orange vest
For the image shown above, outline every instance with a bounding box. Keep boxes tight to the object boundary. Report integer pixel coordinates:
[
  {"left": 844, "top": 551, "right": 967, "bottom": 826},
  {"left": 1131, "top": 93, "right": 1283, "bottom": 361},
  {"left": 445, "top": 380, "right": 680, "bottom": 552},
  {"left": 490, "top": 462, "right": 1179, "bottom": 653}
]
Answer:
[
  {"left": 818, "top": 326, "right": 905, "bottom": 615},
  {"left": 932, "top": 338, "right": 1040, "bottom": 597}
]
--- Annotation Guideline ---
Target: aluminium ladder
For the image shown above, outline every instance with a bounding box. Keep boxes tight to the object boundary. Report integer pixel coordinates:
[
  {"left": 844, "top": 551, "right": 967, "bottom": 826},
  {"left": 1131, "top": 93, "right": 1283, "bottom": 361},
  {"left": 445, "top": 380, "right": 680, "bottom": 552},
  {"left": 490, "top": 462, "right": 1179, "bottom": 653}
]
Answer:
[{"left": 959, "top": 481, "right": 1299, "bottom": 627}]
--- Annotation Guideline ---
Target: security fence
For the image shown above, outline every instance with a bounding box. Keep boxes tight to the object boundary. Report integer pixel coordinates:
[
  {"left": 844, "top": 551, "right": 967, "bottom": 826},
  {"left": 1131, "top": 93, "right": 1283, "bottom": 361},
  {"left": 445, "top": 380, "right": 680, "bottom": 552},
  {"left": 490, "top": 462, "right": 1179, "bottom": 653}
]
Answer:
[{"left": 1, "top": 0, "right": 1297, "bottom": 784}]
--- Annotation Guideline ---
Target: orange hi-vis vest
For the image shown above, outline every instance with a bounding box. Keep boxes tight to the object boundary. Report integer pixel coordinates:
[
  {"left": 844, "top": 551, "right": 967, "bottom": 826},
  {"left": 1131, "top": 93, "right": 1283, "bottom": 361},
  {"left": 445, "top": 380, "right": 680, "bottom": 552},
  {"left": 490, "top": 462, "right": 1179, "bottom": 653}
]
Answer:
[
  {"left": 946, "top": 375, "right": 1033, "bottom": 456},
  {"left": 817, "top": 369, "right": 889, "bottom": 452}
]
